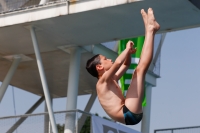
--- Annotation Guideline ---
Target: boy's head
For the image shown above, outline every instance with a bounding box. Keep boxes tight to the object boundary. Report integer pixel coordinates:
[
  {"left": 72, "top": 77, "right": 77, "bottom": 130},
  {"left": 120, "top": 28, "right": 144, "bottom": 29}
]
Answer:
[
  {"left": 86, "top": 54, "right": 113, "bottom": 78},
  {"left": 86, "top": 54, "right": 101, "bottom": 78}
]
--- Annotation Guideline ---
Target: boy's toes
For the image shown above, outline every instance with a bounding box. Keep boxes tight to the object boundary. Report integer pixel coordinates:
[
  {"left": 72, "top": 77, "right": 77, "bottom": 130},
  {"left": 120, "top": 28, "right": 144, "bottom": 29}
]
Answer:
[
  {"left": 148, "top": 8, "right": 153, "bottom": 14},
  {"left": 141, "top": 9, "right": 147, "bottom": 16},
  {"left": 141, "top": 9, "right": 147, "bottom": 25},
  {"left": 141, "top": 9, "right": 144, "bottom": 14}
]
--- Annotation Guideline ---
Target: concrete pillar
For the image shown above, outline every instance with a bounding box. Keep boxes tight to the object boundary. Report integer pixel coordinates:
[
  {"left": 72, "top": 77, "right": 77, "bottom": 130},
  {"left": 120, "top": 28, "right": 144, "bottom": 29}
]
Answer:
[
  {"left": 64, "top": 47, "right": 81, "bottom": 133},
  {"left": 141, "top": 84, "right": 152, "bottom": 133}
]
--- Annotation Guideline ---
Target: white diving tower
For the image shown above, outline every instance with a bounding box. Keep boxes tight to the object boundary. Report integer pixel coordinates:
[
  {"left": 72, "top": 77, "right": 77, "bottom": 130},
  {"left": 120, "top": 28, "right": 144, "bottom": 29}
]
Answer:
[{"left": 0, "top": 0, "right": 200, "bottom": 133}]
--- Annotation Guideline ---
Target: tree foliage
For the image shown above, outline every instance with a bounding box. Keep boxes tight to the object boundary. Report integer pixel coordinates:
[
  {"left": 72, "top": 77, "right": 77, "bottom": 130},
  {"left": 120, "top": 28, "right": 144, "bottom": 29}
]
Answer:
[
  {"left": 80, "top": 116, "right": 91, "bottom": 133},
  {"left": 57, "top": 124, "right": 65, "bottom": 133},
  {"left": 56, "top": 113, "right": 111, "bottom": 133}
]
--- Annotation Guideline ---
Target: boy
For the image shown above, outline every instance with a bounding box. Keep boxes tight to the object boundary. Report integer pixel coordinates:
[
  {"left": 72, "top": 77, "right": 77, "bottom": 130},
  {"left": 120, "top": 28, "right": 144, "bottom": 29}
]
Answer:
[{"left": 86, "top": 8, "right": 160, "bottom": 125}]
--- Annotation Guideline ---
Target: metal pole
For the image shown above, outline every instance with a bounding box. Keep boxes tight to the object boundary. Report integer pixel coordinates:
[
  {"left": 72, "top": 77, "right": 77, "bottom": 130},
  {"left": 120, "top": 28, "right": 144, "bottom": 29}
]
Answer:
[
  {"left": 44, "top": 98, "right": 53, "bottom": 133},
  {"left": 30, "top": 26, "right": 58, "bottom": 133},
  {"left": 0, "top": 0, "right": 8, "bottom": 11},
  {"left": 11, "top": 86, "right": 18, "bottom": 133},
  {"left": 64, "top": 47, "right": 81, "bottom": 133},
  {"left": 44, "top": 102, "right": 48, "bottom": 133},
  {"left": 0, "top": 56, "right": 21, "bottom": 102},
  {"left": 141, "top": 84, "right": 152, "bottom": 133},
  {"left": 44, "top": 101, "right": 50, "bottom": 133},
  {"left": 7, "top": 96, "right": 45, "bottom": 133}
]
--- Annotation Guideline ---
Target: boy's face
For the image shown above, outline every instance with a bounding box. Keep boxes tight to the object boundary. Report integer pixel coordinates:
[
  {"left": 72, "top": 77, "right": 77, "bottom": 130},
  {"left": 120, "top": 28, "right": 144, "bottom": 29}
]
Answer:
[{"left": 97, "top": 55, "right": 113, "bottom": 71}]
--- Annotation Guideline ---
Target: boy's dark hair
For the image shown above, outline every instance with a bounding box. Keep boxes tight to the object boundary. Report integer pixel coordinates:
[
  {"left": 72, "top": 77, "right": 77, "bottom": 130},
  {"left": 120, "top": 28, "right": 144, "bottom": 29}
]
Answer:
[{"left": 86, "top": 54, "right": 101, "bottom": 78}]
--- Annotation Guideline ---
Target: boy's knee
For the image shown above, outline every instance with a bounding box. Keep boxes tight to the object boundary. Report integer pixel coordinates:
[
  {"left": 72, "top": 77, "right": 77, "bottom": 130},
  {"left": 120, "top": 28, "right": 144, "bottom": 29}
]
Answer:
[{"left": 134, "top": 67, "right": 146, "bottom": 76}]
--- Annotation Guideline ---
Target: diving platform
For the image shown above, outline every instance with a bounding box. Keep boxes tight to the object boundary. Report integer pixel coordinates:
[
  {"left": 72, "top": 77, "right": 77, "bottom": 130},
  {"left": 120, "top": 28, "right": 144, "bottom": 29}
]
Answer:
[{"left": 0, "top": 0, "right": 199, "bottom": 98}]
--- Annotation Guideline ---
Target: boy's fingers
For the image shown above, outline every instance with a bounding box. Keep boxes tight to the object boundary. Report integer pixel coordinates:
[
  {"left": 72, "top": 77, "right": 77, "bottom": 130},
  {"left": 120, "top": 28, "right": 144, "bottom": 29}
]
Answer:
[{"left": 131, "top": 41, "right": 134, "bottom": 45}]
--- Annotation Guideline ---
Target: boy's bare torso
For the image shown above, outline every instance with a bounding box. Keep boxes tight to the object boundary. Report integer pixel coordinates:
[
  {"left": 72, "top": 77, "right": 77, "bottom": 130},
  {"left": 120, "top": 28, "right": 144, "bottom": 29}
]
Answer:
[{"left": 96, "top": 75, "right": 125, "bottom": 123}]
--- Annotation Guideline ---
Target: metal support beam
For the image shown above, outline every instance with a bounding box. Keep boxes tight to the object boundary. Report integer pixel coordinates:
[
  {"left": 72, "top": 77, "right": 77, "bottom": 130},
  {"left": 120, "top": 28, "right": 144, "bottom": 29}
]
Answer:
[
  {"left": 78, "top": 90, "right": 97, "bottom": 132},
  {"left": 0, "top": 0, "right": 8, "bottom": 11},
  {"left": 64, "top": 47, "right": 81, "bottom": 133},
  {"left": 30, "top": 26, "right": 58, "bottom": 133},
  {"left": 0, "top": 56, "right": 21, "bottom": 102},
  {"left": 7, "top": 96, "right": 45, "bottom": 133},
  {"left": 141, "top": 84, "right": 152, "bottom": 133}
]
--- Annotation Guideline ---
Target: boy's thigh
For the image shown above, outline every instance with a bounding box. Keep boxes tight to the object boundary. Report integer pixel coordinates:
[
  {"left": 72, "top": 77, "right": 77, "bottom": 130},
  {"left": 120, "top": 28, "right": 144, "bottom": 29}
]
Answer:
[
  {"left": 124, "top": 71, "right": 145, "bottom": 113},
  {"left": 126, "top": 70, "right": 145, "bottom": 98}
]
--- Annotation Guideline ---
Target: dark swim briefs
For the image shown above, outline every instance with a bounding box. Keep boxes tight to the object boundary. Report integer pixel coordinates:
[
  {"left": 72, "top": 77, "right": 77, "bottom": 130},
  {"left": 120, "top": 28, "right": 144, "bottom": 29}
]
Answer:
[{"left": 123, "top": 105, "right": 143, "bottom": 125}]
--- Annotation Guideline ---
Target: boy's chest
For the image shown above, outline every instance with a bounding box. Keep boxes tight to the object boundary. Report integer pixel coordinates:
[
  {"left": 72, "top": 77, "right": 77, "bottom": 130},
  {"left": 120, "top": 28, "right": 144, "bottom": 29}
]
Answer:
[{"left": 97, "top": 80, "right": 121, "bottom": 95}]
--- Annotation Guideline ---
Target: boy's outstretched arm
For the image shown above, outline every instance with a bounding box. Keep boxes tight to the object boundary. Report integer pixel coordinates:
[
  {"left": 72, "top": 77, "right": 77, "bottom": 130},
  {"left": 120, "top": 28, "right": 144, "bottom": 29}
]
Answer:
[
  {"left": 114, "top": 41, "right": 136, "bottom": 81},
  {"left": 102, "top": 41, "right": 135, "bottom": 81},
  {"left": 114, "top": 53, "right": 131, "bottom": 81}
]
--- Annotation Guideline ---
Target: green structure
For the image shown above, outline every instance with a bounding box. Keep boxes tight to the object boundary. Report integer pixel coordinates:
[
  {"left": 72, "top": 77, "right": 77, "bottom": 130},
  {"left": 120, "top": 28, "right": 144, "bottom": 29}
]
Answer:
[{"left": 118, "top": 36, "right": 146, "bottom": 106}]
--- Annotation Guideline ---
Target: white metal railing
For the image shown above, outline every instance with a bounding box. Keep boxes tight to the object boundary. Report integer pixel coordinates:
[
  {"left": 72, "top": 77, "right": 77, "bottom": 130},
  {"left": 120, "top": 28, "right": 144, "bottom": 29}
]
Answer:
[
  {"left": 0, "top": 0, "right": 67, "bottom": 14},
  {"left": 0, "top": 109, "right": 93, "bottom": 133}
]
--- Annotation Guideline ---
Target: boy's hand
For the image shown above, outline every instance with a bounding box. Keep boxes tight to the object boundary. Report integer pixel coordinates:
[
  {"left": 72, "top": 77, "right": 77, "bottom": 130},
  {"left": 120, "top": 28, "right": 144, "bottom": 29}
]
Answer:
[{"left": 126, "top": 41, "right": 137, "bottom": 54}]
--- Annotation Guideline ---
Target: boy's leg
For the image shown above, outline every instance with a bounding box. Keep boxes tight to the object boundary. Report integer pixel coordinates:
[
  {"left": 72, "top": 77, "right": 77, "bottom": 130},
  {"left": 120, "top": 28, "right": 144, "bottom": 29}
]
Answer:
[{"left": 124, "top": 8, "right": 160, "bottom": 114}]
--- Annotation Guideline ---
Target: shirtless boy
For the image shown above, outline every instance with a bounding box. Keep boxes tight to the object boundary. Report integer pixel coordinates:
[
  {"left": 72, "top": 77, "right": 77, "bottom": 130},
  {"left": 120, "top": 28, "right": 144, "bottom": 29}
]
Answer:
[{"left": 86, "top": 8, "right": 160, "bottom": 125}]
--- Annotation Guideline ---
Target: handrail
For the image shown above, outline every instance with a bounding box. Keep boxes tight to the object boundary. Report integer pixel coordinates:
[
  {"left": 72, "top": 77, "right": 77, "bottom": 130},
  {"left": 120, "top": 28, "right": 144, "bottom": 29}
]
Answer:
[
  {"left": 0, "top": 109, "right": 93, "bottom": 120},
  {"left": 0, "top": 0, "right": 68, "bottom": 14}
]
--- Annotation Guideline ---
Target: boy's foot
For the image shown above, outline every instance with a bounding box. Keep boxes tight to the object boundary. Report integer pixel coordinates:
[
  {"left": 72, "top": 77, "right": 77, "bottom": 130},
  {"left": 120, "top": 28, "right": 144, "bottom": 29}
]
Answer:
[{"left": 147, "top": 8, "right": 160, "bottom": 33}]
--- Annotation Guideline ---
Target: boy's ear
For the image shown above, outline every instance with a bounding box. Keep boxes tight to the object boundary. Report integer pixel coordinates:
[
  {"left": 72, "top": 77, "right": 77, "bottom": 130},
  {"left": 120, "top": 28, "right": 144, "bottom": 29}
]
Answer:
[{"left": 96, "top": 64, "right": 103, "bottom": 71}]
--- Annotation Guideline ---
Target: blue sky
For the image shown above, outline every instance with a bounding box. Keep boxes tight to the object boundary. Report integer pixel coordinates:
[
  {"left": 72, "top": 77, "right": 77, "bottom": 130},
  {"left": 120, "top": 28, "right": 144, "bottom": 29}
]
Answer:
[
  {"left": 150, "top": 27, "right": 200, "bottom": 131},
  {"left": 1, "top": 27, "right": 200, "bottom": 133}
]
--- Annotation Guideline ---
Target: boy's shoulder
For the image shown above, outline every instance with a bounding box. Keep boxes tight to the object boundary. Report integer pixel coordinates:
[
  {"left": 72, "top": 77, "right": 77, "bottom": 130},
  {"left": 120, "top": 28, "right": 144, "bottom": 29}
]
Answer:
[
  {"left": 97, "top": 74, "right": 115, "bottom": 87},
  {"left": 96, "top": 74, "right": 108, "bottom": 88},
  {"left": 96, "top": 72, "right": 109, "bottom": 84}
]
